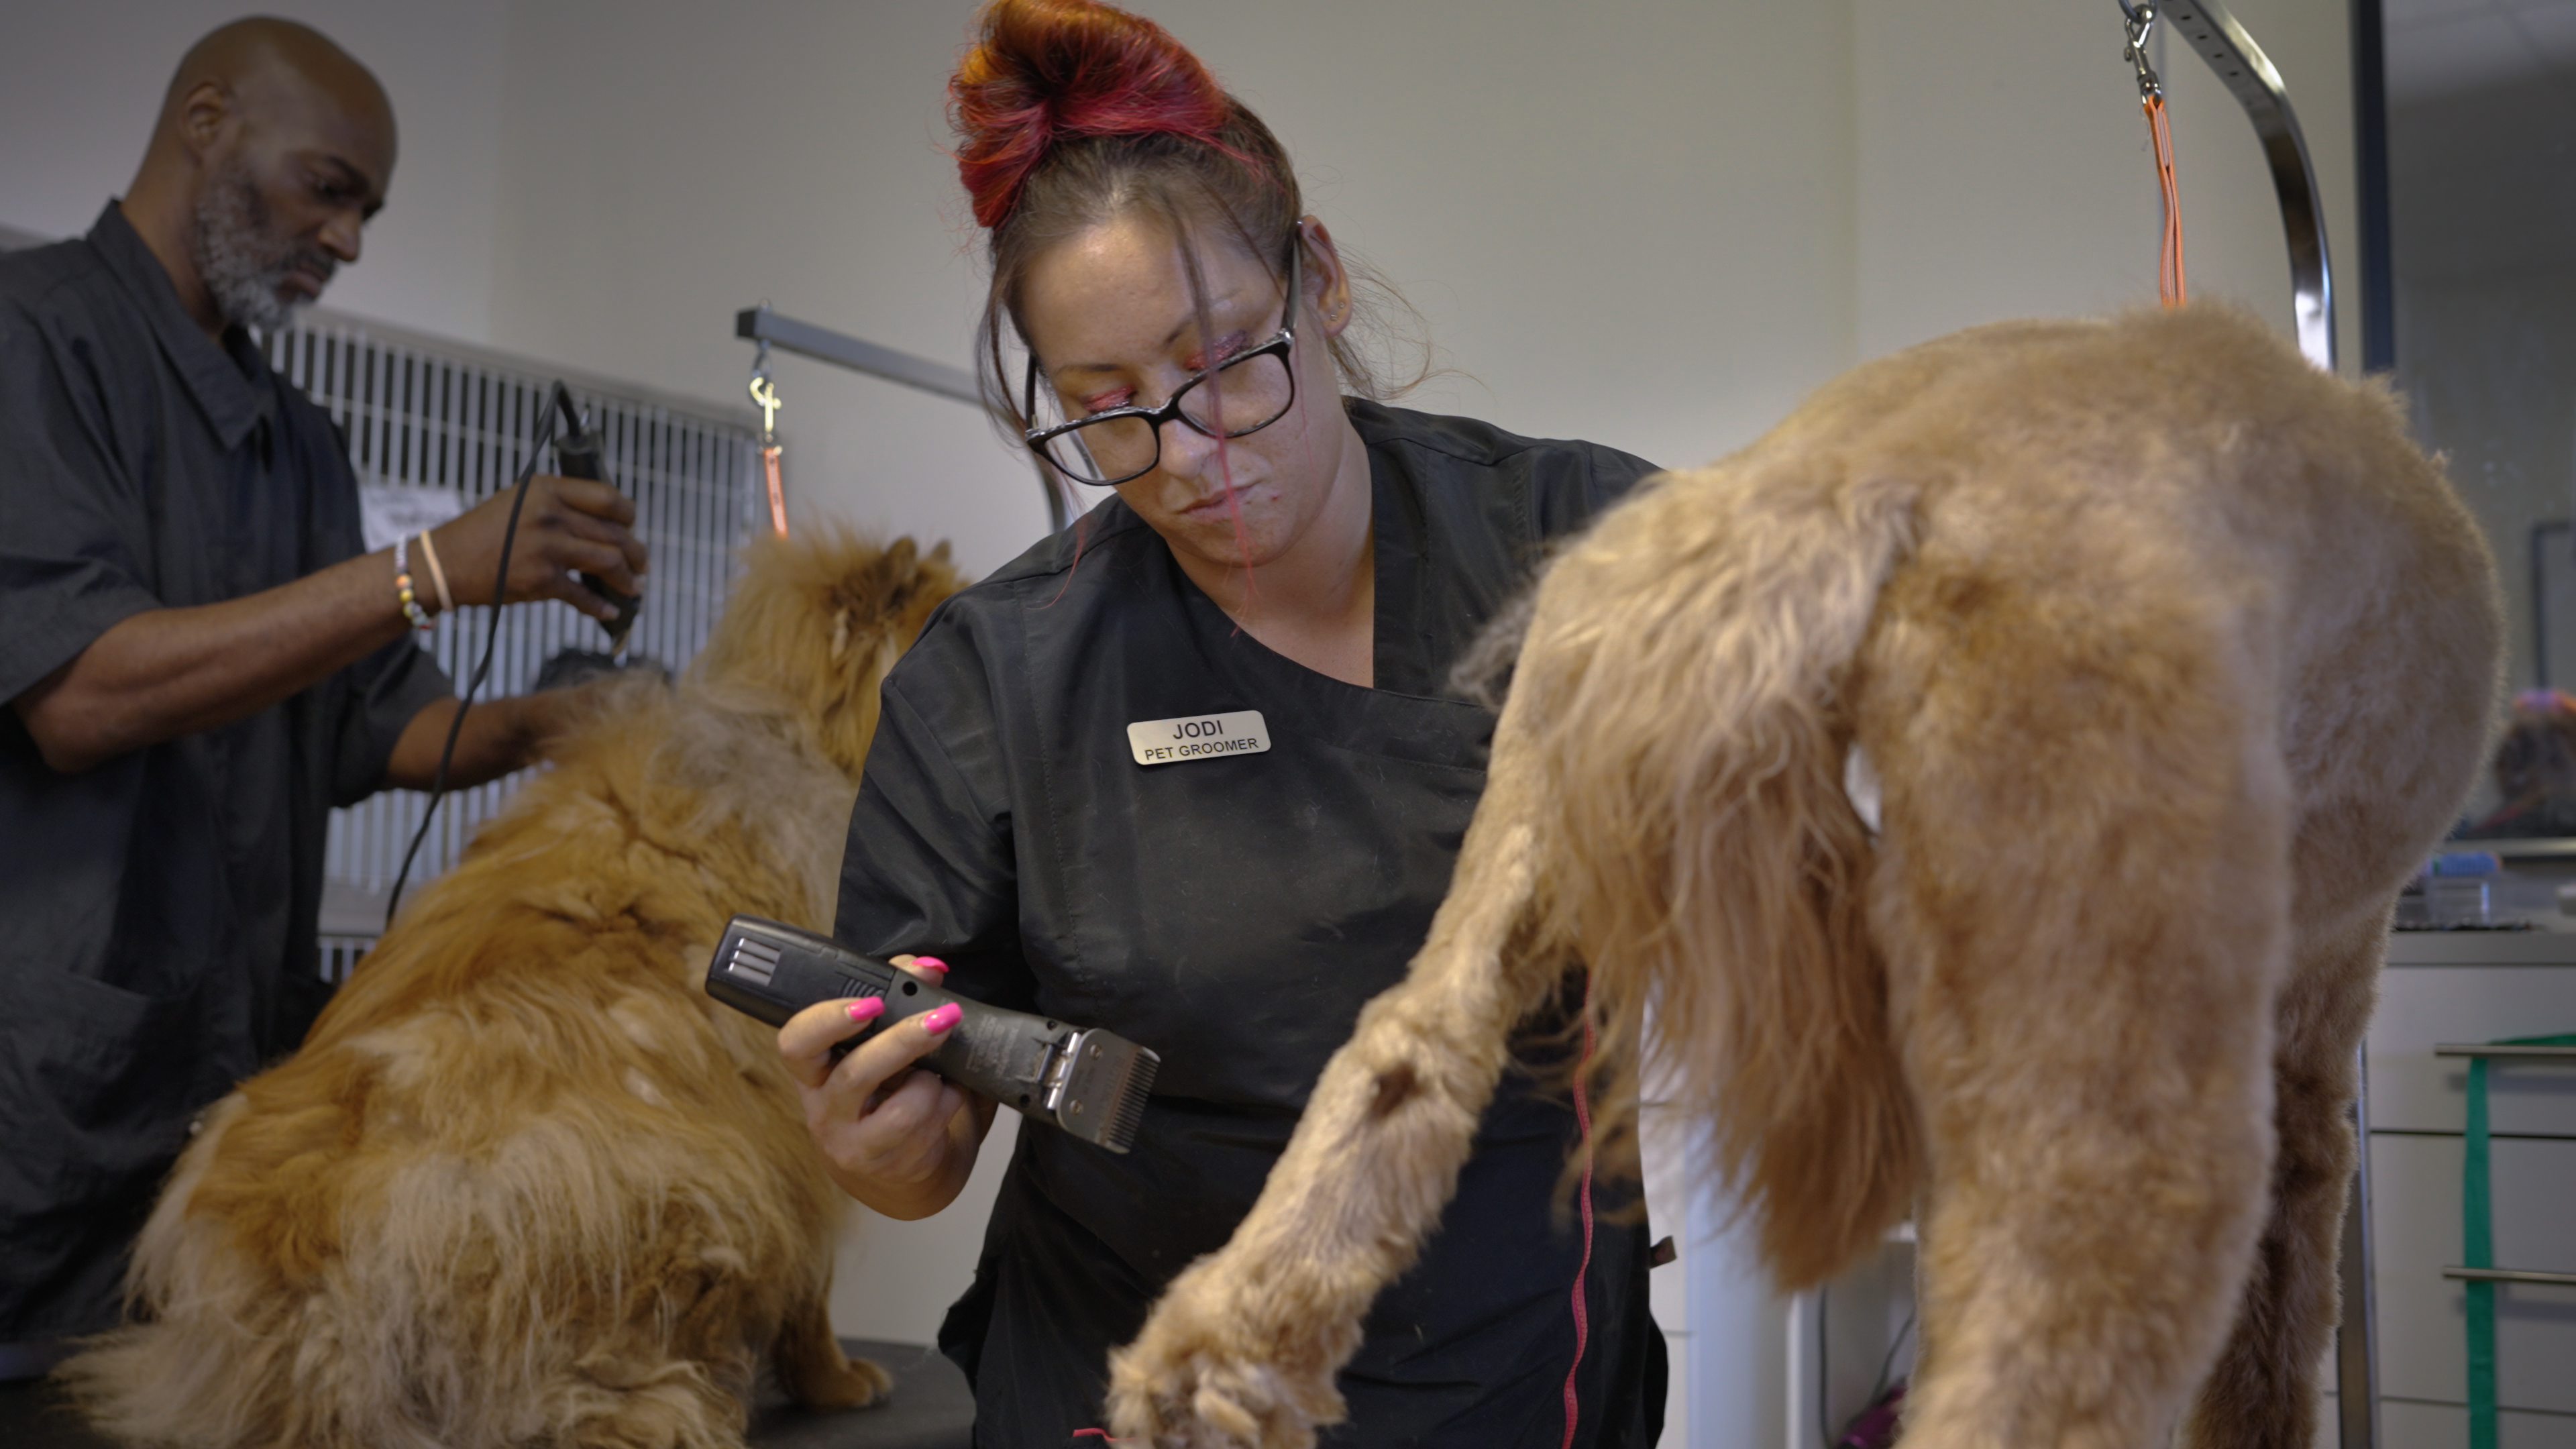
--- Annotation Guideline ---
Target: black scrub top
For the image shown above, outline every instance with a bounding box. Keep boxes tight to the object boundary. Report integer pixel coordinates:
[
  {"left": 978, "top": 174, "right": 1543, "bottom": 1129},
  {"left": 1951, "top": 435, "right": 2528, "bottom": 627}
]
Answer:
[
  {"left": 836, "top": 398, "right": 1666, "bottom": 1448},
  {"left": 0, "top": 204, "right": 452, "bottom": 1339}
]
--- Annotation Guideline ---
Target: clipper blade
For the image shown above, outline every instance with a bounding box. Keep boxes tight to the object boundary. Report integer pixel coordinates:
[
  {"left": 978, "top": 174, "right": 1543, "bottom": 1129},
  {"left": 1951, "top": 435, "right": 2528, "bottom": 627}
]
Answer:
[{"left": 1047, "top": 1030, "right": 1159, "bottom": 1153}]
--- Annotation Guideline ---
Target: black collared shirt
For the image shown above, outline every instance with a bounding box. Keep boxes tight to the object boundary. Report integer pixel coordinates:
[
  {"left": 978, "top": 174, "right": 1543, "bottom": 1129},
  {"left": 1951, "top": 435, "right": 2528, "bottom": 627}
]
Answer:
[
  {"left": 838, "top": 399, "right": 1667, "bottom": 1447},
  {"left": 0, "top": 203, "right": 450, "bottom": 1338}
]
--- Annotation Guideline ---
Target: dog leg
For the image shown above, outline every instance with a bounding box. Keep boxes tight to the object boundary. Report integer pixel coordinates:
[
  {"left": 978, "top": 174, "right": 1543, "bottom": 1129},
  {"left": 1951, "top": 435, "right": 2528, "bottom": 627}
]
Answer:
[
  {"left": 773, "top": 1283, "right": 893, "bottom": 1410},
  {"left": 2180, "top": 906, "right": 2383, "bottom": 1449},
  {"left": 1106, "top": 744, "right": 1564, "bottom": 1449},
  {"left": 1864, "top": 593, "right": 2291, "bottom": 1449},
  {"left": 1890, "top": 851, "right": 2287, "bottom": 1449}
]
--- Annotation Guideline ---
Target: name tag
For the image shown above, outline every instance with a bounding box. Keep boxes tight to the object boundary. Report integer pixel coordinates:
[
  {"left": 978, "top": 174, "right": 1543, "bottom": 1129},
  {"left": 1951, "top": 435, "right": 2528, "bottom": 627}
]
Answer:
[{"left": 1127, "top": 710, "right": 1272, "bottom": 767}]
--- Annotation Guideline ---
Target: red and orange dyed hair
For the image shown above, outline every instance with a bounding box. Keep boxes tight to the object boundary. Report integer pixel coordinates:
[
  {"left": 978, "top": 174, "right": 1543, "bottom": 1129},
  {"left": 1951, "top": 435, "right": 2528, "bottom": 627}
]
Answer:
[
  {"left": 951, "top": 0, "right": 1250, "bottom": 231},
  {"left": 950, "top": 0, "right": 1419, "bottom": 441}
]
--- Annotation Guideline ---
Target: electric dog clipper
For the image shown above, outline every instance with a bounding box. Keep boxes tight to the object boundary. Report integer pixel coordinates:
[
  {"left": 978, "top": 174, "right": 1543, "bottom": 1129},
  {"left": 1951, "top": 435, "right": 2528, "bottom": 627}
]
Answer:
[
  {"left": 704, "top": 915, "right": 1159, "bottom": 1153},
  {"left": 550, "top": 395, "right": 640, "bottom": 654}
]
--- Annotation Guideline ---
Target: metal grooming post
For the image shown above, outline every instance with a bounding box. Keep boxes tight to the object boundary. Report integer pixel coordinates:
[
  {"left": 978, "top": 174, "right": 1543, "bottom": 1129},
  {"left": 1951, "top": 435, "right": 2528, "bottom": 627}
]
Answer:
[
  {"left": 734, "top": 305, "right": 1075, "bottom": 531},
  {"left": 2171, "top": 2, "right": 2368, "bottom": 1439},
  {"left": 2158, "top": 0, "right": 2379, "bottom": 1426},
  {"left": 2127, "top": 4, "right": 2367, "bottom": 1442},
  {"left": 2335, "top": 1039, "right": 2382, "bottom": 1449},
  {"left": 2155, "top": 1, "right": 2339, "bottom": 371}
]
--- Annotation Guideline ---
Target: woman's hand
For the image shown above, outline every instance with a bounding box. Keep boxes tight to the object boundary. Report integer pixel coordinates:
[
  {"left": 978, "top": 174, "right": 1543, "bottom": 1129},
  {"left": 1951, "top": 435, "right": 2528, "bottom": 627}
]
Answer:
[{"left": 778, "top": 956, "right": 996, "bottom": 1220}]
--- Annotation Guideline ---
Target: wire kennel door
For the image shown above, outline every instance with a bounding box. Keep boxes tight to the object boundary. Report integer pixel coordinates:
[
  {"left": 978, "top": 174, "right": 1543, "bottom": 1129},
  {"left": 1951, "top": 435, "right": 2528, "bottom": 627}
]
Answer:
[{"left": 264, "top": 317, "right": 759, "bottom": 971}]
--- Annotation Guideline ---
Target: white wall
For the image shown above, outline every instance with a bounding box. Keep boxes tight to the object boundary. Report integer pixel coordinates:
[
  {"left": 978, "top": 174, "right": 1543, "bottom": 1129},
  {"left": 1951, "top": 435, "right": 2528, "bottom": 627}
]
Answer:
[
  {"left": 1, "top": 0, "right": 2365, "bottom": 1432},
  {"left": 478, "top": 0, "right": 1049, "bottom": 576},
  {"left": 474, "top": 0, "right": 1871, "bottom": 570},
  {"left": 0, "top": 0, "right": 515, "bottom": 343},
  {"left": 1138, "top": 0, "right": 1860, "bottom": 475}
]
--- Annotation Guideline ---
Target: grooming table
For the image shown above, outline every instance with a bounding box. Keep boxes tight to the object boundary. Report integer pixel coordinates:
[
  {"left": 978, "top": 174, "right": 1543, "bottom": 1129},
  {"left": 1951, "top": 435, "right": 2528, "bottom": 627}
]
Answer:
[
  {"left": 0, "top": 1338, "right": 974, "bottom": 1449},
  {"left": 750, "top": 1340, "right": 976, "bottom": 1449}
]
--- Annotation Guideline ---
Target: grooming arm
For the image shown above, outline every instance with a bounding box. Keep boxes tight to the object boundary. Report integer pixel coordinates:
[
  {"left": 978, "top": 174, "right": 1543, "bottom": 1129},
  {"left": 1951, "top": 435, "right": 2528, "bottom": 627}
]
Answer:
[{"left": 2154, "top": 0, "right": 2336, "bottom": 368}]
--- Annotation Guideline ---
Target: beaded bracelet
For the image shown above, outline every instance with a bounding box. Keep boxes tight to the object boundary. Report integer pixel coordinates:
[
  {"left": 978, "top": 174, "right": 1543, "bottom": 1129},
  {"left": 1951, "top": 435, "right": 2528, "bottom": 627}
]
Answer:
[{"left": 392, "top": 535, "right": 434, "bottom": 631}]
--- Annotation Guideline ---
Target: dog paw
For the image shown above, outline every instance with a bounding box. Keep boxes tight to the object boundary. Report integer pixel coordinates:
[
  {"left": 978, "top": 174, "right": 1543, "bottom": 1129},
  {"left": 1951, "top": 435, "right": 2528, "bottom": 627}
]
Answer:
[
  {"left": 1105, "top": 1277, "right": 1345, "bottom": 1449},
  {"left": 814, "top": 1351, "right": 894, "bottom": 1410},
  {"left": 775, "top": 1320, "right": 895, "bottom": 1411}
]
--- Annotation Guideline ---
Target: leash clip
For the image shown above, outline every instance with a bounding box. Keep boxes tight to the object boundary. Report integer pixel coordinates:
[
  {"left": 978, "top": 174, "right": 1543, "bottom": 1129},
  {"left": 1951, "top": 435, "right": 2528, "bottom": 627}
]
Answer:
[
  {"left": 747, "top": 303, "right": 782, "bottom": 447},
  {"left": 2120, "top": 0, "right": 2164, "bottom": 101},
  {"left": 745, "top": 305, "right": 790, "bottom": 537},
  {"left": 749, "top": 366, "right": 782, "bottom": 446}
]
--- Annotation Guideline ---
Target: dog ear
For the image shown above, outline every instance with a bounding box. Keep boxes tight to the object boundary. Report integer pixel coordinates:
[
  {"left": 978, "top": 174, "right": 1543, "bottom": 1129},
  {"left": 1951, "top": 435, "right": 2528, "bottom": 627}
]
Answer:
[{"left": 824, "top": 560, "right": 892, "bottom": 666}]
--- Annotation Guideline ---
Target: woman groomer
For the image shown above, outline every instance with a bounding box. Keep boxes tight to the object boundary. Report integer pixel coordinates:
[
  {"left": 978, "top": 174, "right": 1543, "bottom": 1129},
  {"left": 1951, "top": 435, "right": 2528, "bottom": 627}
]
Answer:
[{"left": 778, "top": 2, "right": 1665, "bottom": 1442}]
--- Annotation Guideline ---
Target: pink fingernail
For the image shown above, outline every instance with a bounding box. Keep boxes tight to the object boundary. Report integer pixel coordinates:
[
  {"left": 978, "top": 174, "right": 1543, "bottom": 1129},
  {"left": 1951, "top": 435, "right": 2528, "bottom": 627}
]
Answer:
[
  {"left": 912, "top": 956, "right": 948, "bottom": 973},
  {"left": 847, "top": 998, "right": 885, "bottom": 1023},
  {"left": 922, "top": 1003, "right": 962, "bottom": 1034}
]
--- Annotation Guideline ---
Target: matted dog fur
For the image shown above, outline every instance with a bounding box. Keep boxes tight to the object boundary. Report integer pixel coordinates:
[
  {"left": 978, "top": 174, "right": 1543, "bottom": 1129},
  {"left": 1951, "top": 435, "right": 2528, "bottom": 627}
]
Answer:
[
  {"left": 60, "top": 531, "right": 964, "bottom": 1449},
  {"left": 1108, "top": 307, "right": 2503, "bottom": 1448}
]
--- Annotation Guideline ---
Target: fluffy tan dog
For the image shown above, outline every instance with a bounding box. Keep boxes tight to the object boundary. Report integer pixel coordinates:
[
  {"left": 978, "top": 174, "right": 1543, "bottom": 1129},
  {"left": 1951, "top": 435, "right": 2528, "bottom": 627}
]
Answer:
[
  {"left": 60, "top": 531, "right": 964, "bottom": 1448},
  {"left": 1108, "top": 307, "right": 2502, "bottom": 1449}
]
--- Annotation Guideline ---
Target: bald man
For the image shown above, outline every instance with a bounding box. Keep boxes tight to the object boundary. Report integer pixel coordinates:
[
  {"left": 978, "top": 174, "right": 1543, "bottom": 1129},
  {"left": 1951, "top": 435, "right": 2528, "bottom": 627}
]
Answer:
[{"left": 0, "top": 19, "right": 646, "bottom": 1363}]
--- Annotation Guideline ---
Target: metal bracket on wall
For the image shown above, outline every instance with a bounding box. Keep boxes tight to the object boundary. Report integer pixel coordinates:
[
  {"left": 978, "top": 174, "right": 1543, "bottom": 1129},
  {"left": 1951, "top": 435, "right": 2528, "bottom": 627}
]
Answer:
[
  {"left": 733, "top": 305, "right": 1075, "bottom": 532},
  {"left": 734, "top": 305, "right": 980, "bottom": 406}
]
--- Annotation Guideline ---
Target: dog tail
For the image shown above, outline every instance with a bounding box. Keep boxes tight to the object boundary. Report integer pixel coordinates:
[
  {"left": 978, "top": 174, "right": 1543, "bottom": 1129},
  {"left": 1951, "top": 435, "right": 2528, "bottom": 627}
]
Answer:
[{"left": 1512, "top": 455, "right": 1922, "bottom": 1289}]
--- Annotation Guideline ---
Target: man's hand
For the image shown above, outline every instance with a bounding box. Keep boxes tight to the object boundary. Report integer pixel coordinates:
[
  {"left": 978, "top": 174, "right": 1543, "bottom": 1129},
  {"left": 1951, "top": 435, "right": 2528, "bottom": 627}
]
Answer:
[
  {"left": 429, "top": 474, "right": 647, "bottom": 621},
  {"left": 382, "top": 677, "right": 622, "bottom": 791},
  {"left": 11, "top": 477, "right": 647, "bottom": 775}
]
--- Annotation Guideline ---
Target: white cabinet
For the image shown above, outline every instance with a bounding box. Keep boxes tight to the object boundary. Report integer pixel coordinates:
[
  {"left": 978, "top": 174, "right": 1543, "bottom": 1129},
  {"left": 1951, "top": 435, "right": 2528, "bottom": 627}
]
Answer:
[
  {"left": 2365, "top": 935, "right": 2576, "bottom": 1446},
  {"left": 2368, "top": 1135, "right": 2576, "bottom": 1412},
  {"left": 2376, "top": 1400, "right": 2576, "bottom": 1449}
]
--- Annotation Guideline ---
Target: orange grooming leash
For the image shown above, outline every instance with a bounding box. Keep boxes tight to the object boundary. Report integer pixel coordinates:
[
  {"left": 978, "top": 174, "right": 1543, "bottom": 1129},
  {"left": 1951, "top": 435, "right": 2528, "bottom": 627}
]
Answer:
[
  {"left": 761, "top": 444, "right": 789, "bottom": 538},
  {"left": 749, "top": 345, "right": 792, "bottom": 538},
  {"left": 2123, "top": 1, "right": 2188, "bottom": 307}
]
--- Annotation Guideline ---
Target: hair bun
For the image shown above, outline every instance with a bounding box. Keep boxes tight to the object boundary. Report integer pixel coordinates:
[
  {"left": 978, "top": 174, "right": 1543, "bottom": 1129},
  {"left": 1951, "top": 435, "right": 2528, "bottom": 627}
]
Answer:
[{"left": 951, "top": 0, "right": 1235, "bottom": 229}]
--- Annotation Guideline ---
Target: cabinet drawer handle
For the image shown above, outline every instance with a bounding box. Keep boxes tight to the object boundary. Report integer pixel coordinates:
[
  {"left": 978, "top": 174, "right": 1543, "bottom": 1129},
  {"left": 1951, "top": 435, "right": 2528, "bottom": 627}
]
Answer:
[
  {"left": 2444, "top": 1265, "right": 2576, "bottom": 1287},
  {"left": 2435, "top": 1043, "right": 2576, "bottom": 1059}
]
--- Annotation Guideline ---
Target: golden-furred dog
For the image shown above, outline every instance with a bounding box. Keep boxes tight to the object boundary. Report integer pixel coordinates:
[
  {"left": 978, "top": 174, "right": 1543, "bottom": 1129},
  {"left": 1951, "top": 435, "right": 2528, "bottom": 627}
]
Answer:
[
  {"left": 60, "top": 531, "right": 964, "bottom": 1449},
  {"left": 1108, "top": 307, "right": 2503, "bottom": 1449}
]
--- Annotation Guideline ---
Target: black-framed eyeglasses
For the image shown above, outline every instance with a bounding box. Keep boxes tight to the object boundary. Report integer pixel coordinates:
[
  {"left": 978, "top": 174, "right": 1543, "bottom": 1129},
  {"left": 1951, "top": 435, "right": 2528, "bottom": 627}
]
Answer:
[{"left": 1022, "top": 237, "right": 1301, "bottom": 487}]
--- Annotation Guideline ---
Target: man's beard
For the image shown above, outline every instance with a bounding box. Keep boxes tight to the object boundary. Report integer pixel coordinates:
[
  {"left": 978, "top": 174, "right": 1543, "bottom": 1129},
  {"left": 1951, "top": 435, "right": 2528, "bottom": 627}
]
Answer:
[{"left": 190, "top": 161, "right": 335, "bottom": 333}]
